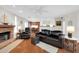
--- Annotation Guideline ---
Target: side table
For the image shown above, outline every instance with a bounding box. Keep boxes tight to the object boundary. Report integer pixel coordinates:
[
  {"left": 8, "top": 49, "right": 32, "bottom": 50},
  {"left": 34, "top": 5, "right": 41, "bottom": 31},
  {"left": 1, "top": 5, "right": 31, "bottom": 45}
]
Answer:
[{"left": 64, "top": 36, "right": 77, "bottom": 53}]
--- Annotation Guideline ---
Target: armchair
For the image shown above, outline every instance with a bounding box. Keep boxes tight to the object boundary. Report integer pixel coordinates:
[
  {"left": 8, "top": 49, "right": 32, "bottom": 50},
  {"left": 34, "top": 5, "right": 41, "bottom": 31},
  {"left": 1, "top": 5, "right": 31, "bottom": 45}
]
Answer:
[{"left": 19, "top": 28, "right": 30, "bottom": 39}]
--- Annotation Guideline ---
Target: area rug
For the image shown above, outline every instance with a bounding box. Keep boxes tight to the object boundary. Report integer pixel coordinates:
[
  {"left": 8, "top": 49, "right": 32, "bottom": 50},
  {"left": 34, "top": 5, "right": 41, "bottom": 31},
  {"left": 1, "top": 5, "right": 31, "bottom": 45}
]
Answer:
[
  {"left": 0, "top": 39, "right": 24, "bottom": 53},
  {"left": 36, "top": 42, "right": 58, "bottom": 53}
]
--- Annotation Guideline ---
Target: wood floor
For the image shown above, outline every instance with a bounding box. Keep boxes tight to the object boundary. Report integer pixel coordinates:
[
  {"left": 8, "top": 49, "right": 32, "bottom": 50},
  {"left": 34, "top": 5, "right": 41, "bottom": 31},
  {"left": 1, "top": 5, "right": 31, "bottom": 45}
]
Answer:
[
  {"left": 10, "top": 38, "right": 79, "bottom": 53},
  {"left": 10, "top": 39, "right": 47, "bottom": 53},
  {"left": 2, "top": 38, "right": 79, "bottom": 53},
  {"left": 1, "top": 38, "right": 79, "bottom": 53},
  {"left": 3, "top": 32, "right": 79, "bottom": 53},
  {"left": 10, "top": 38, "right": 66, "bottom": 53}
]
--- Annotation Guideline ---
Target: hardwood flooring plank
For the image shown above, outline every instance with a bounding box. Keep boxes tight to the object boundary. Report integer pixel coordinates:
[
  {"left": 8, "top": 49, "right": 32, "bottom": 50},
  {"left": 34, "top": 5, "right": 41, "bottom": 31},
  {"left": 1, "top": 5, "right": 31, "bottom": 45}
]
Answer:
[{"left": 10, "top": 39, "right": 47, "bottom": 53}]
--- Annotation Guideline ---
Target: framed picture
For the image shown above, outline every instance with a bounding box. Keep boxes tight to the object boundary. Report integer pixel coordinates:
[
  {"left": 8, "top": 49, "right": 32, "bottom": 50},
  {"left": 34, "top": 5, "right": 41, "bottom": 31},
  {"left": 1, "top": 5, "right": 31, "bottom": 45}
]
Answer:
[
  {"left": 68, "top": 20, "right": 72, "bottom": 26},
  {"left": 56, "top": 21, "right": 62, "bottom": 26}
]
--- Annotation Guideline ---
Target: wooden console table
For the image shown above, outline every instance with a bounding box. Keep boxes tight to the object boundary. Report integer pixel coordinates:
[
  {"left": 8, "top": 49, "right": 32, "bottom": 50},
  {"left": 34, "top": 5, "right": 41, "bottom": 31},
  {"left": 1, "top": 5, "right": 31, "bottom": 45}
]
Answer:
[{"left": 64, "top": 36, "right": 78, "bottom": 53}]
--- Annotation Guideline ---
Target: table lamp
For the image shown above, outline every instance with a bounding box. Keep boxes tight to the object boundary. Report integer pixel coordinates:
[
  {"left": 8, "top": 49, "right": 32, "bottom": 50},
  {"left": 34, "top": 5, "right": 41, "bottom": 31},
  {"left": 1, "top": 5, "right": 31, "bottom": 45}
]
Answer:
[{"left": 67, "top": 26, "right": 75, "bottom": 38}]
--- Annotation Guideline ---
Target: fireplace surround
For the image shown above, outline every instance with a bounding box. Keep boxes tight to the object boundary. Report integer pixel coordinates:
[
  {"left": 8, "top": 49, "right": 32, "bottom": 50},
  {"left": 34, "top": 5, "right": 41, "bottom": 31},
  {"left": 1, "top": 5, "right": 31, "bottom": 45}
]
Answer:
[
  {"left": 0, "top": 25, "right": 14, "bottom": 40},
  {"left": 0, "top": 31, "right": 10, "bottom": 40}
]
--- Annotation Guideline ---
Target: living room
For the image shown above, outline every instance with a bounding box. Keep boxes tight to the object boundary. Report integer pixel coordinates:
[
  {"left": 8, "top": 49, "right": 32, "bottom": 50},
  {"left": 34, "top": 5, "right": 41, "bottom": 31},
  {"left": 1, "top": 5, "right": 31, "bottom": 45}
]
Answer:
[{"left": 0, "top": 5, "right": 79, "bottom": 53}]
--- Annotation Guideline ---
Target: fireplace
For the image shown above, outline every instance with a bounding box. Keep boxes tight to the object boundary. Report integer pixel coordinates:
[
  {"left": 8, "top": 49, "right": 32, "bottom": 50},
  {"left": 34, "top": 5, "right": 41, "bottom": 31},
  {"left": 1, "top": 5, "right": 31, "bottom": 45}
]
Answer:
[
  {"left": 0, "top": 31, "right": 10, "bottom": 40},
  {"left": 0, "top": 25, "right": 14, "bottom": 39}
]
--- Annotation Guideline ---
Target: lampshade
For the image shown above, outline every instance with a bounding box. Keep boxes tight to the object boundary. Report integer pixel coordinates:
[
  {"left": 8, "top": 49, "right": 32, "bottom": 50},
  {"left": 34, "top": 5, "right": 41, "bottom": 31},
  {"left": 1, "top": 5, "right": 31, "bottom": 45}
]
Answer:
[
  {"left": 67, "top": 26, "right": 75, "bottom": 33},
  {"left": 50, "top": 24, "right": 53, "bottom": 27}
]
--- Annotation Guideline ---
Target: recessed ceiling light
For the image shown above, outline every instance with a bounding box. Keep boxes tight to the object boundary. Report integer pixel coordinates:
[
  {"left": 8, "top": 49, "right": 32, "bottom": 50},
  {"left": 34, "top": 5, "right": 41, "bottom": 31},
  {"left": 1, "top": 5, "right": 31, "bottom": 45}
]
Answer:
[{"left": 19, "top": 10, "right": 23, "bottom": 13}]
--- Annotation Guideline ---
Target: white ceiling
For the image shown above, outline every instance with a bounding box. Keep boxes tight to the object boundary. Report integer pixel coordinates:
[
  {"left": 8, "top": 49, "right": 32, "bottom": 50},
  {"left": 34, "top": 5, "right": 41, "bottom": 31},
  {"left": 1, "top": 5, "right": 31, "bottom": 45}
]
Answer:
[{"left": 0, "top": 5, "right": 79, "bottom": 21}]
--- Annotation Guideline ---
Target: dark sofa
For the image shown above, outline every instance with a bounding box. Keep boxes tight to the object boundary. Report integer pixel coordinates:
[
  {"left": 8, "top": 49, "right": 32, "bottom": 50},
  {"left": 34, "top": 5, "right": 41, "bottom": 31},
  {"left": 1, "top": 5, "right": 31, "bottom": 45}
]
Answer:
[{"left": 36, "top": 29, "right": 64, "bottom": 48}]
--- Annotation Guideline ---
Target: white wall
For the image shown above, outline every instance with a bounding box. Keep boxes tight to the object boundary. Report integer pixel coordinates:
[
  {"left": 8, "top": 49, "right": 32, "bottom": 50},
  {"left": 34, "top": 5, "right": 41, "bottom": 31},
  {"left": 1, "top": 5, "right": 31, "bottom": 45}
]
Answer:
[
  {"left": 0, "top": 7, "right": 28, "bottom": 38},
  {"left": 39, "top": 10, "right": 79, "bottom": 39},
  {"left": 1, "top": 6, "right": 79, "bottom": 39},
  {"left": 61, "top": 11, "right": 79, "bottom": 39},
  {"left": 40, "top": 17, "right": 55, "bottom": 31}
]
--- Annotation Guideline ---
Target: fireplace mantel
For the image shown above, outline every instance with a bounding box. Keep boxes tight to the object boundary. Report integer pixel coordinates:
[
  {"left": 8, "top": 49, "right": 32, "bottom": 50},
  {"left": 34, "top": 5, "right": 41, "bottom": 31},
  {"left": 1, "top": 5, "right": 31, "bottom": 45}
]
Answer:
[{"left": 0, "top": 25, "right": 15, "bottom": 28}]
